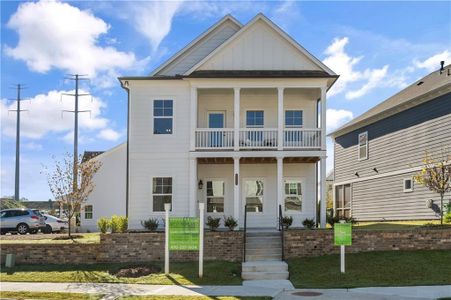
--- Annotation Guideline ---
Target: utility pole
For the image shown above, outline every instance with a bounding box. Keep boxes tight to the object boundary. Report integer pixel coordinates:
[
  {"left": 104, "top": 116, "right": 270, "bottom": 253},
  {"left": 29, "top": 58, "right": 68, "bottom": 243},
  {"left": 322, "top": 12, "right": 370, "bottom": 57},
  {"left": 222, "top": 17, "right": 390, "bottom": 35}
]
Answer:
[
  {"left": 8, "top": 84, "right": 28, "bottom": 202},
  {"left": 61, "top": 74, "right": 90, "bottom": 192}
]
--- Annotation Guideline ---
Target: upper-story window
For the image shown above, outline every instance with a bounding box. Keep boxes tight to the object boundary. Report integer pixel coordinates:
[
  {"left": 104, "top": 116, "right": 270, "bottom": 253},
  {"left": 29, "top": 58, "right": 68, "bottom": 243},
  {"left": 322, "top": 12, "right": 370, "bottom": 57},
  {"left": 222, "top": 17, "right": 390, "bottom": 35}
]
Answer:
[
  {"left": 153, "top": 100, "right": 173, "bottom": 134},
  {"left": 285, "top": 110, "right": 303, "bottom": 127},
  {"left": 246, "top": 111, "right": 264, "bottom": 127},
  {"left": 358, "top": 132, "right": 368, "bottom": 160}
]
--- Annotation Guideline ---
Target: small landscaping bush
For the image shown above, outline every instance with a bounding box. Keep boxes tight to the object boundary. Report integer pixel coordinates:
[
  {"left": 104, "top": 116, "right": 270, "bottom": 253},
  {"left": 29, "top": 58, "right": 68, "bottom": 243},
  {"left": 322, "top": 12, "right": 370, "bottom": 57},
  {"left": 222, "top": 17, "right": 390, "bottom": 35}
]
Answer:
[
  {"left": 327, "top": 215, "right": 356, "bottom": 227},
  {"left": 281, "top": 216, "right": 293, "bottom": 229},
  {"left": 223, "top": 216, "right": 238, "bottom": 231},
  {"left": 110, "top": 215, "right": 128, "bottom": 233},
  {"left": 444, "top": 212, "right": 451, "bottom": 224},
  {"left": 141, "top": 218, "right": 159, "bottom": 231},
  {"left": 206, "top": 216, "right": 221, "bottom": 231},
  {"left": 302, "top": 218, "right": 315, "bottom": 229},
  {"left": 97, "top": 217, "right": 110, "bottom": 233}
]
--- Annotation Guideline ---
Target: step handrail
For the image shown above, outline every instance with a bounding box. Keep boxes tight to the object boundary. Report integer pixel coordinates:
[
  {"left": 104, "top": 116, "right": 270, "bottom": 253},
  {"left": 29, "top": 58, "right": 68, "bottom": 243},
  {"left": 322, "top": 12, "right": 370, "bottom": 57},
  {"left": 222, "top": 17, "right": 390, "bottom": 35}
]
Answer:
[
  {"left": 243, "top": 204, "right": 248, "bottom": 262},
  {"left": 278, "top": 204, "right": 285, "bottom": 261}
]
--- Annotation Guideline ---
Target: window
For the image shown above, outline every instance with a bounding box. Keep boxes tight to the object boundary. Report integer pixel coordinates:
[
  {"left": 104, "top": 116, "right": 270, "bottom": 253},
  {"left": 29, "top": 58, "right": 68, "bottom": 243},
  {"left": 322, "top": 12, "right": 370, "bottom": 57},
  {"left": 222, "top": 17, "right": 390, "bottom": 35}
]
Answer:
[
  {"left": 245, "top": 180, "right": 264, "bottom": 212},
  {"left": 335, "top": 184, "right": 351, "bottom": 218},
  {"left": 285, "top": 110, "right": 303, "bottom": 127},
  {"left": 284, "top": 181, "right": 302, "bottom": 212},
  {"left": 153, "top": 100, "right": 173, "bottom": 134},
  {"left": 84, "top": 205, "right": 93, "bottom": 219},
  {"left": 206, "top": 180, "right": 224, "bottom": 213},
  {"left": 152, "top": 177, "right": 172, "bottom": 212},
  {"left": 403, "top": 178, "right": 414, "bottom": 192},
  {"left": 246, "top": 111, "right": 264, "bottom": 127},
  {"left": 358, "top": 132, "right": 368, "bottom": 160}
]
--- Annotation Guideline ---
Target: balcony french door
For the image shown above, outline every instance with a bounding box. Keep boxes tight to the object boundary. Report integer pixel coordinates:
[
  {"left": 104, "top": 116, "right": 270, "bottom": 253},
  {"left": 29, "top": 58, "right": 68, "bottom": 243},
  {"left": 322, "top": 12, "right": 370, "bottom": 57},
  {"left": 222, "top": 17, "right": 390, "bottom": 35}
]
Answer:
[{"left": 208, "top": 112, "right": 225, "bottom": 148}]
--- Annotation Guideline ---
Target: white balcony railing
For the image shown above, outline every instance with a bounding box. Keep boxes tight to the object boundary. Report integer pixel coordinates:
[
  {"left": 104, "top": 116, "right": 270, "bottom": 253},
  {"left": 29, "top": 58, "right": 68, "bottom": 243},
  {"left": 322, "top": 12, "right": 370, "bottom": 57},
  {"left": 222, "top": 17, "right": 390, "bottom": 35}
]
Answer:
[
  {"left": 283, "top": 128, "right": 321, "bottom": 149},
  {"left": 195, "top": 128, "right": 234, "bottom": 149},
  {"left": 239, "top": 128, "right": 278, "bottom": 149},
  {"left": 195, "top": 128, "right": 322, "bottom": 150}
]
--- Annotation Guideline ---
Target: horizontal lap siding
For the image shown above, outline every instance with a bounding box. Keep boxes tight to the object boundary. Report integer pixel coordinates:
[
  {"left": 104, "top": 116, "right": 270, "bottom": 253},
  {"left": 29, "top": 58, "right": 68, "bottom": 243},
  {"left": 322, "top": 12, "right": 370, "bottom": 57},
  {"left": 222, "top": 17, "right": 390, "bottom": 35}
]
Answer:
[{"left": 334, "top": 93, "right": 451, "bottom": 183}]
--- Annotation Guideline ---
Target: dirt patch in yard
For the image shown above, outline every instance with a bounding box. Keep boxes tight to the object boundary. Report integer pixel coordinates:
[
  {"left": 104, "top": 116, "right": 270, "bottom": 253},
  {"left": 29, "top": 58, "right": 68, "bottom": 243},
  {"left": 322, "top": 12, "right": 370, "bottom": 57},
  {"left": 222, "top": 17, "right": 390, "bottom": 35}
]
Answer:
[{"left": 111, "top": 265, "right": 162, "bottom": 278}]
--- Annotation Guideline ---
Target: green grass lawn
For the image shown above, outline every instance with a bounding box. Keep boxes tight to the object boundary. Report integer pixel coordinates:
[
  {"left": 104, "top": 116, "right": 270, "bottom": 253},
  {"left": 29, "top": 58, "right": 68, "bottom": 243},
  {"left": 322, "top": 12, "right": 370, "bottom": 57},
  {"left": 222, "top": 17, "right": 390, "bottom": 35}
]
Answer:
[
  {"left": 353, "top": 220, "right": 450, "bottom": 230},
  {"left": 0, "top": 291, "right": 103, "bottom": 300},
  {"left": 288, "top": 250, "right": 451, "bottom": 289},
  {"left": 0, "top": 261, "right": 241, "bottom": 285},
  {"left": 120, "top": 297, "right": 270, "bottom": 300},
  {"left": 0, "top": 233, "right": 100, "bottom": 244}
]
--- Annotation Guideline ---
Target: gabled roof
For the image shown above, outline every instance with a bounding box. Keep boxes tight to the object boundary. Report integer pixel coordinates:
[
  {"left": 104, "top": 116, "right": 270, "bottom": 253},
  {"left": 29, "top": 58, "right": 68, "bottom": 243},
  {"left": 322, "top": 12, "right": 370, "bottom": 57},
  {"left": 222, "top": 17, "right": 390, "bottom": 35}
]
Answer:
[
  {"left": 184, "top": 13, "right": 337, "bottom": 76},
  {"left": 330, "top": 64, "right": 451, "bottom": 138},
  {"left": 150, "top": 15, "right": 242, "bottom": 76}
]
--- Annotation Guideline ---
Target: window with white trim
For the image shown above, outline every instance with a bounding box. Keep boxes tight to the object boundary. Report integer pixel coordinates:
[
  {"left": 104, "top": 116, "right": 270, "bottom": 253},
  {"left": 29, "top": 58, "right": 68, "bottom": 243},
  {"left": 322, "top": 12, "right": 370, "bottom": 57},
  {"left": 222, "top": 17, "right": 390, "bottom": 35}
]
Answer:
[
  {"left": 152, "top": 177, "right": 172, "bottom": 211},
  {"left": 246, "top": 111, "right": 264, "bottom": 127},
  {"left": 84, "top": 205, "right": 93, "bottom": 219},
  {"left": 403, "top": 178, "right": 414, "bottom": 192},
  {"left": 284, "top": 181, "right": 302, "bottom": 212},
  {"left": 153, "top": 100, "right": 173, "bottom": 134},
  {"left": 206, "top": 180, "right": 224, "bottom": 213},
  {"left": 285, "top": 110, "right": 303, "bottom": 127},
  {"left": 335, "top": 184, "right": 351, "bottom": 218},
  {"left": 358, "top": 132, "right": 368, "bottom": 160}
]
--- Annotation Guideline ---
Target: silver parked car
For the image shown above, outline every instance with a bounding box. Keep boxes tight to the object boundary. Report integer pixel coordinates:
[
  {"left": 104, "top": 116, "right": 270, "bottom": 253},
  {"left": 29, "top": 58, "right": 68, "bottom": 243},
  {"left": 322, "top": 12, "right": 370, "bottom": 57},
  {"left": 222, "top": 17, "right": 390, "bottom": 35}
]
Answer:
[
  {"left": 0, "top": 208, "right": 46, "bottom": 234},
  {"left": 42, "top": 214, "right": 68, "bottom": 233}
]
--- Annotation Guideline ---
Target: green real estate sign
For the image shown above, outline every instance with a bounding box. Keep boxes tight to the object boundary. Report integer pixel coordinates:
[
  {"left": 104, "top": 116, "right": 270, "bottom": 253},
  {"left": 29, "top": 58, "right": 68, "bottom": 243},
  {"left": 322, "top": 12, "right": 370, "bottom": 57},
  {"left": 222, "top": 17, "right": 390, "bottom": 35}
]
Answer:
[
  {"left": 334, "top": 223, "right": 352, "bottom": 246},
  {"left": 169, "top": 217, "right": 200, "bottom": 251}
]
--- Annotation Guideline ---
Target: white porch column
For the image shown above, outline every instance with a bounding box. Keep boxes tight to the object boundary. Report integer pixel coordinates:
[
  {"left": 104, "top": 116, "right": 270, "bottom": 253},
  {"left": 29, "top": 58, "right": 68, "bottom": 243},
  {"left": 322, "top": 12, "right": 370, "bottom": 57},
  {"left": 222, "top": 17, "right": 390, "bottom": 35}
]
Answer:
[
  {"left": 320, "top": 87, "right": 327, "bottom": 150},
  {"left": 190, "top": 87, "right": 198, "bottom": 151},
  {"left": 276, "top": 157, "right": 284, "bottom": 216},
  {"left": 233, "top": 156, "right": 240, "bottom": 222},
  {"left": 233, "top": 88, "right": 240, "bottom": 151},
  {"left": 320, "top": 157, "right": 327, "bottom": 228},
  {"left": 189, "top": 157, "right": 197, "bottom": 217},
  {"left": 277, "top": 87, "right": 284, "bottom": 150}
]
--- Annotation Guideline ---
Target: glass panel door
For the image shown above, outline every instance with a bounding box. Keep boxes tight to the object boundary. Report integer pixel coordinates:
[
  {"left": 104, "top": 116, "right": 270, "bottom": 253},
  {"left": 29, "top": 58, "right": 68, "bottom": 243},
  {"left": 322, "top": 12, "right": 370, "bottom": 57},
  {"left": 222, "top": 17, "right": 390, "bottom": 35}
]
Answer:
[
  {"left": 244, "top": 180, "right": 264, "bottom": 213},
  {"left": 208, "top": 112, "right": 224, "bottom": 147}
]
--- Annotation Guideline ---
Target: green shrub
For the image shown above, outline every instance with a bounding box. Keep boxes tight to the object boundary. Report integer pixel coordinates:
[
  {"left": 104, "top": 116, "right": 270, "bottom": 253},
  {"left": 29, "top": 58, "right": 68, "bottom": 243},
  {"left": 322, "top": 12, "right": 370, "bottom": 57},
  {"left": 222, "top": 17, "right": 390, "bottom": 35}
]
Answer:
[
  {"left": 206, "top": 216, "right": 221, "bottom": 231},
  {"left": 327, "top": 215, "right": 356, "bottom": 227},
  {"left": 302, "top": 218, "right": 315, "bottom": 229},
  {"left": 110, "top": 215, "right": 128, "bottom": 233},
  {"left": 223, "top": 216, "right": 238, "bottom": 231},
  {"left": 97, "top": 217, "right": 110, "bottom": 233},
  {"left": 141, "top": 218, "right": 159, "bottom": 231},
  {"left": 281, "top": 216, "right": 293, "bottom": 229},
  {"left": 445, "top": 212, "right": 451, "bottom": 224}
]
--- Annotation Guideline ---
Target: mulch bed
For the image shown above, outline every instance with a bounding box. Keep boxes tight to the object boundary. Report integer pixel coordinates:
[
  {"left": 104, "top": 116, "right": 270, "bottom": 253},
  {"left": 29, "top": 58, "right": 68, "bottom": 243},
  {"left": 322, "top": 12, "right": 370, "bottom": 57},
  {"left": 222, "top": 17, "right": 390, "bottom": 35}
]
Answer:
[{"left": 111, "top": 265, "right": 162, "bottom": 278}]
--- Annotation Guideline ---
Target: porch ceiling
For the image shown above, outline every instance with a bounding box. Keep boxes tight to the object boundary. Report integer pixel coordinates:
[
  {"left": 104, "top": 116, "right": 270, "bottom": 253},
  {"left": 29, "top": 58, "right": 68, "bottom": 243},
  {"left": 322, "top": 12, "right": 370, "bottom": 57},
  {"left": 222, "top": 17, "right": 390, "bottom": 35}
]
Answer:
[{"left": 197, "top": 156, "right": 319, "bottom": 164}]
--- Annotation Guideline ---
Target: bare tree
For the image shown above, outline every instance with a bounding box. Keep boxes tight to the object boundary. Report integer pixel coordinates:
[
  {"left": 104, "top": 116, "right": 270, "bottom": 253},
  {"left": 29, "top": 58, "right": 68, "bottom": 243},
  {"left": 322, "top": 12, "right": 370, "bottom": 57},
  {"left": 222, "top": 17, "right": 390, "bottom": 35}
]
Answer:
[
  {"left": 44, "top": 153, "right": 101, "bottom": 237},
  {"left": 414, "top": 151, "right": 451, "bottom": 225}
]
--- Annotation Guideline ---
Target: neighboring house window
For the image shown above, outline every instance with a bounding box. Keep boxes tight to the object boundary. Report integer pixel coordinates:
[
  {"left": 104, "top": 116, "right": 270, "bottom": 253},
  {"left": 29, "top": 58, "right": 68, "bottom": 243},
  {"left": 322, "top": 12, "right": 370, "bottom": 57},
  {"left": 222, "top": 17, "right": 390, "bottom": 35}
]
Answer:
[
  {"left": 358, "top": 132, "right": 368, "bottom": 160},
  {"left": 153, "top": 100, "right": 173, "bottom": 134},
  {"left": 284, "top": 181, "right": 302, "bottom": 212},
  {"left": 84, "top": 205, "right": 93, "bottom": 219},
  {"left": 206, "top": 180, "right": 224, "bottom": 213},
  {"left": 153, "top": 177, "right": 172, "bottom": 211},
  {"left": 335, "top": 184, "right": 351, "bottom": 218},
  {"left": 285, "top": 110, "right": 303, "bottom": 127},
  {"left": 403, "top": 178, "right": 414, "bottom": 192},
  {"left": 246, "top": 111, "right": 264, "bottom": 127}
]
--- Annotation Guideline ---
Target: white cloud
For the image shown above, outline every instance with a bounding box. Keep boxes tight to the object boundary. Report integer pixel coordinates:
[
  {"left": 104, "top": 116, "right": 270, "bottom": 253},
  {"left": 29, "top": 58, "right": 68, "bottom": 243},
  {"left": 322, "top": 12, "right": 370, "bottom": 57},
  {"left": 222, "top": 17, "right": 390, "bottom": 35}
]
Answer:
[
  {"left": 23, "top": 142, "right": 43, "bottom": 151},
  {"left": 5, "top": 0, "right": 136, "bottom": 78},
  {"left": 346, "top": 65, "right": 389, "bottom": 100},
  {"left": 97, "top": 129, "right": 120, "bottom": 141},
  {"left": 414, "top": 50, "right": 451, "bottom": 72},
  {"left": 326, "top": 108, "right": 354, "bottom": 133},
  {"left": 1, "top": 90, "right": 108, "bottom": 140}
]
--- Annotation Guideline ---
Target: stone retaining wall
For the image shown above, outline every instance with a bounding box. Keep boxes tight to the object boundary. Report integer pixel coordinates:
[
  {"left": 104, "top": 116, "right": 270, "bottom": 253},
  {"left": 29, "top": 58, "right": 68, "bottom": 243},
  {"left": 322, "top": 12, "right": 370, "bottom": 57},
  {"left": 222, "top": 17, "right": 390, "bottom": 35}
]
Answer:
[
  {"left": 0, "top": 231, "right": 243, "bottom": 265},
  {"left": 283, "top": 227, "right": 451, "bottom": 258}
]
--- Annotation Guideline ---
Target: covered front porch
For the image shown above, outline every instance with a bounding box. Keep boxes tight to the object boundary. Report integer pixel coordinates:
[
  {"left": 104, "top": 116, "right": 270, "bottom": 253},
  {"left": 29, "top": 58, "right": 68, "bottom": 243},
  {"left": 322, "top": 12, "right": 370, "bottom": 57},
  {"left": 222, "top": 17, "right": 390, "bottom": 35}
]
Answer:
[{"left": 189, "top": 156, "right": 323, "bottom": 228}]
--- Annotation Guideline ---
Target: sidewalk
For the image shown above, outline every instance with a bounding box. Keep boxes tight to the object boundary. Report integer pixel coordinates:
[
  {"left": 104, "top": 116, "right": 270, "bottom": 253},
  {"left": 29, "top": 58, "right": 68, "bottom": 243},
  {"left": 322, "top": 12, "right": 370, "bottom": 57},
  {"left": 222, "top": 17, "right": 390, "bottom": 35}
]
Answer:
[{"left": 1, "top": 282, "right": 450, "bottom": 299}]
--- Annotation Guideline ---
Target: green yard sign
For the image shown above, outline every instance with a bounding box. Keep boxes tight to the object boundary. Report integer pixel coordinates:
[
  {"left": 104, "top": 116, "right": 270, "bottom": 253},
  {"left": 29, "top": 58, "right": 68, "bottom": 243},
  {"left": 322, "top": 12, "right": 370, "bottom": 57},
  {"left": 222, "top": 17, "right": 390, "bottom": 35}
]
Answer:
[
  {"left": 169, "top": 217, "right": 200, "bottom": 251},
  {"left": 334, "top": 223, "right": 352, "bottom": 246}
]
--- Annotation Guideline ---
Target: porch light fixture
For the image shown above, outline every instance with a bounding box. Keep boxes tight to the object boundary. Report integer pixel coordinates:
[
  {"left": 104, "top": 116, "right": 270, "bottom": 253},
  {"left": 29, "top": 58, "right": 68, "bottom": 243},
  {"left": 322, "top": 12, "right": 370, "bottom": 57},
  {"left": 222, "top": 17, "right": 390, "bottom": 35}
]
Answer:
[{"left": 198, "top": 180, "right": 203, "bottom": 190}]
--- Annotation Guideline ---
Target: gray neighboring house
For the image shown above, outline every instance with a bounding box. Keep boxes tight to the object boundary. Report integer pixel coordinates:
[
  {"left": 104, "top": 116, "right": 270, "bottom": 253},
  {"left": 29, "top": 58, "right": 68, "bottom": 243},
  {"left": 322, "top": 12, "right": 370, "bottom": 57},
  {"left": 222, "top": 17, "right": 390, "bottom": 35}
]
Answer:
[{"left": 330, "top": 63, "right": 451, "bottom": 221}]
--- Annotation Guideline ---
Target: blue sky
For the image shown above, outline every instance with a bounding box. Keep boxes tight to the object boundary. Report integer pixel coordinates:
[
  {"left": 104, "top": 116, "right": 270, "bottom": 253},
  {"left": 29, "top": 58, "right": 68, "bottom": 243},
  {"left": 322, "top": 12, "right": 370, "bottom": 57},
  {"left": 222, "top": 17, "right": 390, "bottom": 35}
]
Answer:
[{"left": 1, "top": 0, "right": 450, "bottom": 200}]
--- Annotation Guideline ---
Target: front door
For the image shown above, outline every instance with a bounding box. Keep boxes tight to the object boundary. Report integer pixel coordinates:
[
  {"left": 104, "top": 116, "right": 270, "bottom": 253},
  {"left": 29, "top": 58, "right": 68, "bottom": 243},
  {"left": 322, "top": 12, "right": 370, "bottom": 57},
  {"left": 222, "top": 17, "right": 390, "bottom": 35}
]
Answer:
[
  {"left": 208, "top": 111, "right": 225, "bottom": 147},
  {"left": 243, "top": 178, "right": 267, "bottom": 227}
]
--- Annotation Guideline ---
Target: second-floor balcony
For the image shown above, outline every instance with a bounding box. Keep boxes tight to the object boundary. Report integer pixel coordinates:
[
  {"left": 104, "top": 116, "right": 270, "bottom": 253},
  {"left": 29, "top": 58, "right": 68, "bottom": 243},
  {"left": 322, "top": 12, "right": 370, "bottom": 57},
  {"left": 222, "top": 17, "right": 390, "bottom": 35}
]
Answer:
[{"left": 195, "top": 127, "right": 322, "bottom": 150}]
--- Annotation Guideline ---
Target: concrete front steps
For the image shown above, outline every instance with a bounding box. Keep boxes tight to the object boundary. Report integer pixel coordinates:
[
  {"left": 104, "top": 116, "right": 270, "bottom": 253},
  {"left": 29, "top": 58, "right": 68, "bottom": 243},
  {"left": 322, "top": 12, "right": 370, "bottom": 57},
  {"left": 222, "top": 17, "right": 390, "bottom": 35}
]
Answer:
[{"left": 242, "top": 229, "right": 289, "bottom": 280}]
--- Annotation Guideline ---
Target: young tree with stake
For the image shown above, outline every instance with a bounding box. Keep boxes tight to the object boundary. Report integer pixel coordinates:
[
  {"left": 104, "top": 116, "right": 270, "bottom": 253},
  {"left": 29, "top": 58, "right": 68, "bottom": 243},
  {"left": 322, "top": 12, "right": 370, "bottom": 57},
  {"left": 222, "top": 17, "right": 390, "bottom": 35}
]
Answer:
[
  {"left": 414, "top": 151, "right": 451, "bottom": 225},
  {"left": 44, "top": 153, "right": 101, "bottom": 237}
]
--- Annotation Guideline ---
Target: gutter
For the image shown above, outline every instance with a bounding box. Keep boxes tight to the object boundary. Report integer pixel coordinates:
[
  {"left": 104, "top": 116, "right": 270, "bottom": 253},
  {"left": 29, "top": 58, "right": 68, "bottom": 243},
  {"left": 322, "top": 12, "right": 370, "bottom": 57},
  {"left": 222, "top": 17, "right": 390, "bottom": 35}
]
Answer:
[{"left": 118, "top": 78, "right": 130, "bottom": 218}]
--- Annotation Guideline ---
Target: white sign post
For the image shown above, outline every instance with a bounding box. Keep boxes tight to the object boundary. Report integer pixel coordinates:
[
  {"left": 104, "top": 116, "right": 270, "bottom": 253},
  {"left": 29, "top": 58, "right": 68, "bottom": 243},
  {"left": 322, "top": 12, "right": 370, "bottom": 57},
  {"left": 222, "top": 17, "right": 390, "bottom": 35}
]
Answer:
[
  {"left": 199, "top": 202, "right": 205, "bottom": 278},
  {"left": 340, "top": 244, "right": 345, "bottom": 273},
  {"left": 164, "top": 203, "right": 171, "bottom": 275}
]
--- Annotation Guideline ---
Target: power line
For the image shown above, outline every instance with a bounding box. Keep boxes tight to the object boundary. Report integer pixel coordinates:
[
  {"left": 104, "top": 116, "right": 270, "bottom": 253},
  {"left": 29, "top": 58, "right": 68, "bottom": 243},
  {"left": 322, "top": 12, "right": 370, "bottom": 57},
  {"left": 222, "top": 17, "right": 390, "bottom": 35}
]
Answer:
[
  {"left": 8, "top": 84, "right": 29, "bottom": 202},
  {"left": 61, "top": 74, "right": 91, "bottom": 192}
]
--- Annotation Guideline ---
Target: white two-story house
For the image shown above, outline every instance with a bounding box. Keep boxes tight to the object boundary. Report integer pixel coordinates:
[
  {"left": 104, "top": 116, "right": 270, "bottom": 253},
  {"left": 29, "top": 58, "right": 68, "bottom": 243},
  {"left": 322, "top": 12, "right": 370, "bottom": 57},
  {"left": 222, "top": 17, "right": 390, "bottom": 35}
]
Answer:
[{"left": 119, "top": 13, "right": 338, "bottom": 229}]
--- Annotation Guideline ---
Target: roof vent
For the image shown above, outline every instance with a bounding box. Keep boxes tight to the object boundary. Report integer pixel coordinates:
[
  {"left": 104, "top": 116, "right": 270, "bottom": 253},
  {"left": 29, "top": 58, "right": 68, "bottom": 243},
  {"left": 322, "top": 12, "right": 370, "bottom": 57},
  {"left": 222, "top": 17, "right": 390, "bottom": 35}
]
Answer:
[
  {"left": 416, "top": 81, "right": 424, "bottom": 86},
  {"left": 440, "top": 61, "right": 445, "bottom": 74}
]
